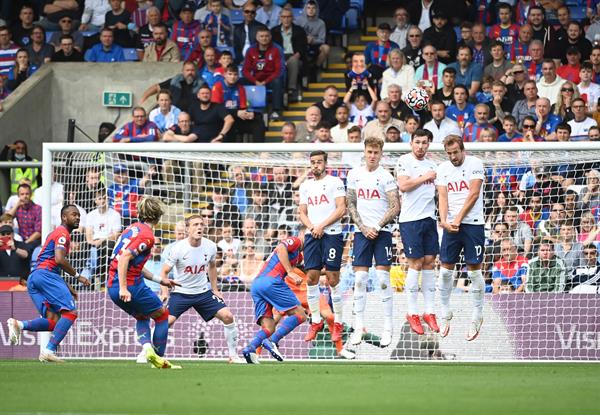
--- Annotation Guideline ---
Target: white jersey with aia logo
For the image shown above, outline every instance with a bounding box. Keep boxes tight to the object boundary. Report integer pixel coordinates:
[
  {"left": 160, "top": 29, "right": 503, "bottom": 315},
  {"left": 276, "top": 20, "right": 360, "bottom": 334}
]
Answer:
[
  {"left": 165, "top": 238, "right": 217, "bottom": 295},
  {"left": 396, "top": 153, "right": 437, "bottom": 223},
  {"left": 347, "top": 165, "right": 397, "bottom": 232},
  {"left": 299, "top": 174, "right": 346, "bottom": 234},
  {"left": 436, "top": 155, "right": 485, "bottom": 225}
]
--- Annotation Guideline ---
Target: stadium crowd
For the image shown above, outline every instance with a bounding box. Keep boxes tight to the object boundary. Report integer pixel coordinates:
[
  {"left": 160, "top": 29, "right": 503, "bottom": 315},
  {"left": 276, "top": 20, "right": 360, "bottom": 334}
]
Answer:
[{"left": 3, "top": 0, "right": 600, "bottom": 296}]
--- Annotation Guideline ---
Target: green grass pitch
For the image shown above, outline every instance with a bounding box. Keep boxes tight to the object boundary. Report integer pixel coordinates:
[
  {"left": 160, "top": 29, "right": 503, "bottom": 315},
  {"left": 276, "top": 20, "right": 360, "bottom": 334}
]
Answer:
[{"left": 1, "top": 360, "right": 598, "bottom": 415}]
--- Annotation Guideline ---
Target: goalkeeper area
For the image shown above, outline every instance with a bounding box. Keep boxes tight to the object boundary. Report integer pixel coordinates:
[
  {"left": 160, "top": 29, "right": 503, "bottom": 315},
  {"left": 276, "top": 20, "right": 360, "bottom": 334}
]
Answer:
[{"left": 1, "top": 360, "right": 599, "bottom": 415}]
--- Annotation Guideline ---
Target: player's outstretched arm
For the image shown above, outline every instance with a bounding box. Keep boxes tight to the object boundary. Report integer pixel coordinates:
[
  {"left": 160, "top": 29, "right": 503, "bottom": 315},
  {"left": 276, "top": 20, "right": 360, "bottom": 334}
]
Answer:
[
  {"left": 55, "top": 247, "right": 90, "bottom": 287},
  {"left": 142, "top": 265, "right": 180, "bottom": 288},
  {"left": 452, "top": 178, "right": 483, "bottom": 226},
  {"left": 346, "top": 189, "right": 365, "bottom": 232},
  {"left": 378, "top": 189, "right": 400, "bottom": 228}
]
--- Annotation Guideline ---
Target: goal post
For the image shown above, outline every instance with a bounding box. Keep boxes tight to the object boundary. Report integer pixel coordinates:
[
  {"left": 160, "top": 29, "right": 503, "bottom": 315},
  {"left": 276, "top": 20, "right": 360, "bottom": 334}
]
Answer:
[{"left": 36, "top": 141, "right": 600, "bottom": 361}]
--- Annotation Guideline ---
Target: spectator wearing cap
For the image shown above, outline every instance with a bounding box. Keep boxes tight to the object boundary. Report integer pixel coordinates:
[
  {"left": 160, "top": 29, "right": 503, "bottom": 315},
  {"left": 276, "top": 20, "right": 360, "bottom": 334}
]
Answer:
[
  {"left": 537, "top": 60, "right": 565, "bottom": 106},
  {"left": 557, "top": 47, "right": 582, "bottom": 84},
  {"left": 422, "top": 7, "right": 456, "bottom": 65},
  {"left": 49, "top": 14, "right": 83, "bottom": 51},
  {"left": 114, "top": 107, "right": 161, "bottom": 142},
  {"left": 84, "top": 28, "right": 126, "bottom": 62},
  {"left": 170, "top": 2, "right": 201, "bottom": 61},
  {"left": 39, "top": 0, "right": 81, "bottom": 31},
  {"left": 0, "top": 224, "right": 30, "bottom": 279},
  {"left": 143, "top": 22, "right": 181, "bottom": 62},
  {"left": 6, "top": 183, "right": 41, "bottom": 249},
  {"left": 448, "top": 45, "right": 483, "bottom": 99},
  {"left": 385, "top": 125, "right": 401, "bottom": 142},
  {"left": 364, "top": 23, "right": 399, "bottom": 81},
  {"left": 568, "top": 98, "right": 598, "bottom": 141}
]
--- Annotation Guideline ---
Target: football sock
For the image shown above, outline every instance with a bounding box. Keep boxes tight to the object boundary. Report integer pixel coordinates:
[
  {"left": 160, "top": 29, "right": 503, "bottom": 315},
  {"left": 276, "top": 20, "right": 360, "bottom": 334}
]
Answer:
[
  {"left": 307, "top": 283, "right": 322, "bottom": 324},
  {"left": 331, "top": 283, "right": 343, "bottom": 323},
  {"left": 135, "top": 318, "right": 152, "bottom": 346},
  {"left": 353, "top": 270, "right": 368, "bottom": 332},
  {"left": 47, "top": 312, "right": 77, "bottom": 352},
  {"left": 270, "top": 314, "right": 305, "bottom": 344},
  {"left": 248, "top": 328, "right": 272, "bottom": 351},
  {"left": 422, "top": 269, "right": 437, "bottom": 315},
  {"left": 152, "top": 309, "right": 170, "bottom": 356},
  {"left": 438, "top": 267, "right": 455, "bottom": 318},
  {"left": 468, "top": 269, "right": 485, "bottom": 321},
  {"left": 376, "top": 269, "right": 393, "bottom": 332},
  {"left": 405, "top": 268, "right": 420, "bottom": 315},
  {"left": 223, "top": 321, "right": 239, "bottom": 357},
  {"left": 23, "top": 318, "right": 55, "bottom": 332}
]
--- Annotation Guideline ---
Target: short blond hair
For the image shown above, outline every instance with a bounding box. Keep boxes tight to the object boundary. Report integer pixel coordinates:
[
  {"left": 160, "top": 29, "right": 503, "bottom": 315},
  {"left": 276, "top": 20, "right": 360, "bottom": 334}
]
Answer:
[
  {"left": 137, "top": 197, "right": 164, "bottom": 224},
  {"left": 364, "top": 136, "right": 384, "bottom": 150}
]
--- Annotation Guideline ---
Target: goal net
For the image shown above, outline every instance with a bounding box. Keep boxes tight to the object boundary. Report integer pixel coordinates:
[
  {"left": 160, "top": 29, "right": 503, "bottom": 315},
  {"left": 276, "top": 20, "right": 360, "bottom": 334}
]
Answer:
[{"left": 28, "top": 142, "right": 600, "bottom": 361}]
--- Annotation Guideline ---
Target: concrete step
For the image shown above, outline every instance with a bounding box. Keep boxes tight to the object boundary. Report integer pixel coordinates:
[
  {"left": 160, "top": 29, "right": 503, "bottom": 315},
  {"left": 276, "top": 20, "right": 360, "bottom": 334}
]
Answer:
[
  {"left": 289, "top": 101, "right": 313, "bottom": 109},
  {"left": 282, "top": 110, "right": 307, "bottom": 117},
  {"left": 348, "top": 45, "right": 365, "bottom": 52},
  {"left": 366, "top": 26, "right": 377, "bottom": 34},
  {"left": 308, "top": 82, "right": 345, "bottom": 89},
  {"left": 361, "top": 35, "right": 377, "bottom": 42},
  {"left": 328, "top": 63, "right": 347, "bottom": 70},
  {"left": 321, "top": 72, "right": 345, "bottom": 79}
]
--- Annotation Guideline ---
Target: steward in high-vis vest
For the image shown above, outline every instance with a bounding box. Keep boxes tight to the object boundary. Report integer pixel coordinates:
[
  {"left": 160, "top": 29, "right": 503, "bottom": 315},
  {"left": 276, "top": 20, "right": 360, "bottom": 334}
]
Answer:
[{"left": 1, "top": 141, "right": 41, "bottom": 194}]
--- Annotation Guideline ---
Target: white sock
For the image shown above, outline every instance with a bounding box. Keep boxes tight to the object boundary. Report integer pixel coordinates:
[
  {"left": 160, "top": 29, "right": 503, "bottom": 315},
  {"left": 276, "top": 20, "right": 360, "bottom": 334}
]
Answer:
[
  {"left": 376, "top": 269, "right": 393, "bottom": 332},
  {"left": 307, "top": 284, "right": 322, "bottom": 324},
  {"left": 330, "top": 283, "right": 343, "bottom": 323},
  {"left": 17, "top": 320, "right": 24, "bottom": 329},
  {"left": 438, "top": 267, "right": 455, "bottom": 318},
  {"left": 142, "top": 343, "right": 153, "bottom": 352},
  {"left": 405, "top": 268, "right": 420, "bottom": 315},
  {"left": 223, "top": 321, "right": 239, "bottom": 358},
  {"left": 353, "top": 270, "right": 368, "bottom": 332},
  {"left": 468, "top": 270, "right": 485, "bottom": 322},
  {"left": 421, "top": 269, "right": 437, "bottom": 314}
]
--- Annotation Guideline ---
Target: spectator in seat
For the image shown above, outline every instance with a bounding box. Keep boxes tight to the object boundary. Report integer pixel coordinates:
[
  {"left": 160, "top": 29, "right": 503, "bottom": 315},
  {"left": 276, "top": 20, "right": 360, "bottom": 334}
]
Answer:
[
  {"left": 402, "top": 26, "right": 424, "bottom": 70},
  {"left": 154, "top": 0, "right": 188, "bottom": 26},
  {"left": 298, "top": 0, "right": 328, "bottom": 69},
  {"left": 6, "top": 49, "right": 36, "bottom": 92},
  {"left": 242, "top": 27, "right": 284, "bottom": 121},
  {"left": 422, "top": 7, "right": 456, "bottom": 65},
  {"left": 504, "top": 205, "right": 534, "bottom": 257},
  {"left": 51, "top": 34, "right": 84, "bottom": 62},
  {"left": 85, "top": 189, "right": 121, "bottom": 287},
  {"left": 256, "top": 0, "right": 281, "bottom": 30},
  {"left": 140, "top": 61, "right": 204, "bottom": 112},
  {"left": 149, "top": 89, "right": 181, "bottom": 133},
  {"left": 229, "top": 165, "right": 250, "bottom": 215},
  {"left": 281, "top": 121, "right": 297, "bottom": 143},
  {"left": 390, "top": 7, "right": 410, "bottom": 49},
  {"left": 295, "top": 105, "right": 321, "bottom": 143},
  {"left": 446, "top": 85, "right": 475, "bottom": 130},
  {"left": 577, "top": 63, "right": 600, "bottom": 113},
  {"left": 467, "top": 23, "right": 491, "bottom": 68},
  {"left": 200, "top": 207, "right": 218, "bottom": 241},
  {"left": 488, "top": 2, "right": 519, "bottom": 56},
  {"left": 212, "top": 186, "right": 242, "bottom": 234},
  {"left": 268, "top": 166, "right": 292, "bottom": 214},
  {"left": 6, "top": 183, "right": 41, "bottom": 250},
  {"left": 511, "top": 80, "right": 538, "bottom": 128},
  {"left": 526, "top": 239, "right": 566, "bottom": 292},
  {"left": 448, "top": 45, "right": 482, "bottom": 100},
  {"left": 415, "top": 44, "right": 446, "bottom": 91},
  {"left": 113, "top": 106, "right": 161, "bottom": 142},
  {"left": 581, "top": 169, "right": 600, "bottom": 211},
  {"left": 217, "top": 221, "right": 242, "bottom": 259},
  {"left": 536, "top": 59, "right": 565, "bottom": 106},
  {"left": 189, "top": 30, "right": 218, "bottom": 69},
  {"left": 84, "top": 27, "right": 126, "bottom": 62},
  {"left": 518, "top": 192, "right": 548, "bottom": 233},
  {"left": 244, "top": 183, "right": 278, "bottom": 240},
  {"left": 105, "top": 0, "right": 140, "bottom": 49},
  {"left": 492, "top": 238, "right": 529, "bottom": 293},
  {"left": 39, "top": 0, "right": 81, "bottom": 31},
  {"left": 527, "top": 5, "right": 557, "bottom": 49},
  {"left": 362, "top": 101, "right": 405, "bottom": 142},
  {"left": 385, "top": 84, "right": 412, "bottom": 122},
  {"left": 364, "top": 23, "right": 399, "bottom": 82},
  {"left": 271, "top": 7, "right": 307, "bottom": 100},
  {"left": 75, "top": 167, "right": 103, "bottom": 213},
  {"left": 25, "top": 25, "right": 52, "bottom": 67},
  {"left": 49, "top": 14, "right": 83, "bottom": 51},
  {"left": 199, "top": 46, "right": 219, "bottom": 88},
  {"left": 537, "top": 202, "right": 566, "bottom": 243},
  {"left": 170, "top": 2, "right": 201, "bottom": 61},
  {"left": 555, "top": 223, "right": 583, "bottom": 272},
  {"left": 80, "top": 0, "right": 112, "bottom": 32},
  {"left": 524, "top": 39, "right": 544, "bottom": 82},
  {"left": 188, "top": 83, "right": 235, "bottom": 142},
  {"left": 211, "top": 64, "right": 266, "bottom": 142},
  {"left": 568, "top": 244, "right": 600, "bottom": 293},
  {"left": 142, "top": 22, "right": 180, "bottom": 62},
  {"left": 551, "top": 21, "right": 592, "bottom": 65},
  {"left": 423, "top": 100, "right": 461, "bottom": 143},
  {"left": 578, "top": 212, "right": 600, "bottom": 245},
  {"left": 162, "top": 111, "right": 198, "bottom": 142},
  {"left": 233, "top": 1, "right": 266, "bottom": 65},
  {"left": 0, "top": 26, "right": 19, "bottom": 76},
  {"left": 314, "top": 85, "right": 343, "bottom": 127},
  {"left": 563, "top": 189, "right": 582, "bottom": 227},
  {"left": 484, "top": 40, "right": 512, "bottom": 83},
  {"left": 238, "top": 239, "right": 263, "bottom": 286},
  {"left": 557, "top": 47, "right": 581, "bottom": 84},
  {"left": 330, "top": 104, "right": 356, "bottom": 143},
  {"left": 568, "top": 98, "right": 598, "bottom": 141},
  {"left": 504, "top": 63, "right": 529, "bottom": 103},
  {"left": 137, "top": 6, "right": 161, "bottom": 48},
  {"left": 381, "top": 49, "right": 415, "bottom": 102},
  {"left": 533, "top": 97, "right": 561, "bottom": 141},
  {"left": 11, "top": 4, "right": 34, "bottom": 47},
  {"left": 203, "top": 0, "right": 232, "bottom": 49},
  {"left": 1, "top": 140, "right": 40, "bottom": 195},
  {"left": 107, "top": 163, "right": 154, "bottom": 225},
  {"left": 0, "top": 224, "right": 30, "bottom": 279}
]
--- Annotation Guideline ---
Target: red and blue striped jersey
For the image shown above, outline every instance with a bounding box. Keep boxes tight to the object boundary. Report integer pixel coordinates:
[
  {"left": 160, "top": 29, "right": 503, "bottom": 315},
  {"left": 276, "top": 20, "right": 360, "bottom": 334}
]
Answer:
[
  {"left": 463, "top": 122, "right": 498, "bottom": 142},
  {"left": 508, "top": 40, "right": 529, "bottom": 64},
  {"left": 257, "top": 236, "right": 303, "bottom": 280},
  {"left": 489, "top": 24, "right": 520, "bottom": 55},
  {"left": 171, "top": 20, "right": 202, "bottom": 61},
  {"left": 108, "top": 222, "right": 155, "bottom": 287},
  {"left": 35, "top": 225, "right": 71, "bottom": 274}
]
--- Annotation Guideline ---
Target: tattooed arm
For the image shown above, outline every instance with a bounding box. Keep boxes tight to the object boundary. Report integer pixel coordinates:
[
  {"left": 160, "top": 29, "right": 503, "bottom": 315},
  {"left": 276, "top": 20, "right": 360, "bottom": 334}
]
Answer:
[
  {"left": 346, "top": 188, "right": 366, "bottom": 233},
  {"left": 378, "top": 189, "right": 400, "bottom": 228}
]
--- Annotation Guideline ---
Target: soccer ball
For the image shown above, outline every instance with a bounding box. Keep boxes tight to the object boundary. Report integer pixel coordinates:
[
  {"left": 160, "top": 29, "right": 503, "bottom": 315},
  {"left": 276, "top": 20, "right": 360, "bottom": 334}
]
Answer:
[{"left": 404, "top": 87, "right": 430, "bottom": 111}]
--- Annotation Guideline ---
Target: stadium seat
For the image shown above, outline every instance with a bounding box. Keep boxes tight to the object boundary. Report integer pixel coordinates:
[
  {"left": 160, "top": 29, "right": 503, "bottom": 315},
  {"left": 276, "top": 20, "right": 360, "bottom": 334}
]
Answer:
[
  {"left": 123, "top": 48, "right": 139, "bottom": 61},
  {"left": 230, "top": 9, "right": 244, "bottom": 25},
  {"left": 46, "top": 31, "right": 55, "bottom": 44},
  {"left": 244, "top": 85, "right": 267, "bottom": 110},
  {"left": 569, "top": 6, "right": 586, "bottom": 21},
  {"left": 292, "top": 8, "right": 304, "bottom": 24},
  {"left": 454, "top": 26, "right": 462, "bottom": 41},
  {"left": 81, "top": 30, "right": 100, "bottom": 37}
]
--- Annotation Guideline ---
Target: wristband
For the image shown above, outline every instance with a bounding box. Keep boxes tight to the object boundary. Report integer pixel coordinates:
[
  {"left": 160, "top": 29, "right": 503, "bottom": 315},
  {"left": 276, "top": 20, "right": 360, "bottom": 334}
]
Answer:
[
  {"left": 374, "top": 224, "right": 381, "bottom": 232},
  {"left": 151, "top": 275, "right": 162, "bottom": 283}
]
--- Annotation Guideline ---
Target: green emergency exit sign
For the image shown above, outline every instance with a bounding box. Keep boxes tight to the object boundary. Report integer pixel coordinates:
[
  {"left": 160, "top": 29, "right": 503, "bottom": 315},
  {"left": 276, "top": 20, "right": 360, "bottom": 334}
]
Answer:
[{"left": 103, "top": 91, "right": 133, "bottom": 108}]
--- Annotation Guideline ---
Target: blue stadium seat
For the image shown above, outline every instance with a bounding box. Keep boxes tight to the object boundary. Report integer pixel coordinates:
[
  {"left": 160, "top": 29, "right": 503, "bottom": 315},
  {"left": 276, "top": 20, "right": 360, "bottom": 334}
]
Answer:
[
  {"left": 123, "top": 48, "right": 138, "bottom": 61},
  {"left": 244, "top": 85, "right": 266, "bottom": 110},
  {"left": 292, "top": 8, "right": 304, "bottom": 24},
  {"left": 454, "top": 26, "right": 462, "bottom": 41},
  {"left": 81, "top": 30, "right": 100, "bottom": 37},
  {"left": 46, "top": 31, "right": 55, "bottom": 44},
  {"left": 569, "top": 6, "right": 586, "bottom": 21},
  {"left": 230, "top": 9, "right": 244, "bottom": 25}
]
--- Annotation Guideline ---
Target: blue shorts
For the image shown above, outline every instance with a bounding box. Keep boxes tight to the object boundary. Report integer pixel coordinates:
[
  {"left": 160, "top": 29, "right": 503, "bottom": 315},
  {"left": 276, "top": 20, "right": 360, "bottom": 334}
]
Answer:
[
  {"left": 108, "top": 280, "right": 163, "bottom": 318},
  {"left": 352, "top": 231, "right": 393, "bottom": 267},
  {"left": 440, "top": 224, "right": 485, "bottom": 265},
  {"left": 304, "top": 233, "right": 344, "bottom": 271},
  {"left": 27, "top": 269, "right": 76, "bottom": 316},
  {"left": 250, "top": 276, "right": 300, "bottom": 325},
  {"left": 399, "top": 217, "right": 439, "bottom": 259},
  {"left": 167, "top": 291, "right": 227, "bottom": 321}
]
